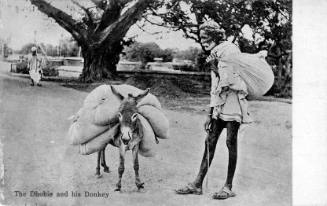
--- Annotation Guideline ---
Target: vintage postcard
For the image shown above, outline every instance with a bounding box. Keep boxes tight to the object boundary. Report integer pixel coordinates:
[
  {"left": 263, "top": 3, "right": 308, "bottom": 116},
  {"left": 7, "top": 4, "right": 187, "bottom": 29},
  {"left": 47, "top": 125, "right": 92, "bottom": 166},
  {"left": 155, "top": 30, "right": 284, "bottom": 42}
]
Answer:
[{"left": 2, "top": 0, "right": 320, "bottom": 206}]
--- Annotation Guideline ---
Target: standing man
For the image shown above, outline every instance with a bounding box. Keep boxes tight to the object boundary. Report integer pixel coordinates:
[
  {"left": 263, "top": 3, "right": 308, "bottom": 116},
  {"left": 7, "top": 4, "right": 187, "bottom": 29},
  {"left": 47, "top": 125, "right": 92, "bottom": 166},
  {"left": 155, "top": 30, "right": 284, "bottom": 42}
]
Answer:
[
  {"left": 175, "top": 20, "right": 252, "bottom": 200},
  {"left": 28, "top": 46, "right": 45, "bottom": 86}
]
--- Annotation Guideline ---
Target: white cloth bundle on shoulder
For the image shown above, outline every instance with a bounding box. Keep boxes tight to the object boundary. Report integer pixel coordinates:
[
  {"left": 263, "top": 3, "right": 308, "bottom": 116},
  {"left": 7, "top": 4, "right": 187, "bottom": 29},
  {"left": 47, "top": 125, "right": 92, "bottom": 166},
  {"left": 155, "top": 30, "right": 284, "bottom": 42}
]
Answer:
[
  {"left": 220, "top": 52, "right": 274, "bottom": 97},
  {"left": 207, "top": 41, "right": 274, "bottom": 97}
]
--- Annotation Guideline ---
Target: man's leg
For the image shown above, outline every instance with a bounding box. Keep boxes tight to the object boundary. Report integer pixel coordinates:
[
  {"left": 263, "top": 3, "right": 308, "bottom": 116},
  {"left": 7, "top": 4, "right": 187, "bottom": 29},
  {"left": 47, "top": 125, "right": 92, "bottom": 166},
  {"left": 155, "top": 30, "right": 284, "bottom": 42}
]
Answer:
[
  {"left": 224, "top": 121, "right": 240, "bottom": 189},
  {"left": 212, "top": 121, "right": 240, "bottom": 199},
  {"left": 175, "top": 119, "right": 225, "bottom": 194},
  {"left": 36, "top": 71, "right": 42, "bottom": 86},
  {"left": 29, "top": 72, "right": 34, "bottom": 86},
  {"left": 193, "top": 119, "right": 225, "bottom": 188},
  {"left": 29, "top": 70, "right": 35, "bottom": 86}
]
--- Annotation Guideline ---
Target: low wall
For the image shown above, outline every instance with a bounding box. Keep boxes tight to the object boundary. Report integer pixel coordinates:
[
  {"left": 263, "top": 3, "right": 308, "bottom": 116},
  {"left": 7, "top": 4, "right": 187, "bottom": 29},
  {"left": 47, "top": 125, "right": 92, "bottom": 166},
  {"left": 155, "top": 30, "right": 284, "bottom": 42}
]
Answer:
[{"left": 118, "top": 70, "right": 211, "bottom": 95}]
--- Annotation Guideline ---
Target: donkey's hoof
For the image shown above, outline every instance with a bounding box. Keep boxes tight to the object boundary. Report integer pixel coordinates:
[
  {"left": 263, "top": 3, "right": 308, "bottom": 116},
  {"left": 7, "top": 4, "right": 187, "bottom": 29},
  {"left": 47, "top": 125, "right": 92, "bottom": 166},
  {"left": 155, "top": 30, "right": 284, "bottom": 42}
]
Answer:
[
  {"left": 136, "top": 182, "right": 145, "bottom": 190},
  {"left": 103, "top": 167, "right": 110, "bottom": 173},
  {"left": 115, "top": 183, "right": 121, "bottom": 192}
]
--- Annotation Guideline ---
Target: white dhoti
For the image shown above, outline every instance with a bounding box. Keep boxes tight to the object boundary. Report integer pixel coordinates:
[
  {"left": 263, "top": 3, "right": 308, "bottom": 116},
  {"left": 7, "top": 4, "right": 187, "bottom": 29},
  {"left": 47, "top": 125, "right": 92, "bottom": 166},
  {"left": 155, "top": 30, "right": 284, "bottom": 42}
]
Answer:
[
  {"left": 28, "top": 55, "right": 43, "bottom": 84},
  {"left": 29, "top": 69, "right": 41, "bottom": 84}
]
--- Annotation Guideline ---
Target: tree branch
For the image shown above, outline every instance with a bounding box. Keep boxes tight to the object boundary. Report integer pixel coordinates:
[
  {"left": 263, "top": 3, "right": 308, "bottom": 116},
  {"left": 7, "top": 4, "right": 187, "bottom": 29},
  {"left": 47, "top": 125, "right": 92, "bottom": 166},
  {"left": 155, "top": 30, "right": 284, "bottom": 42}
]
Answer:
[
  {"left": 90, "top": 0, "right": 107, "bottom": 10},
  {"left": 95, "top": 0, "right": 152, "bottom": 46},
  {"left": 135, "top": 23, "right": 162, "bottom": 35},
  {"left": 30, "top": 0, "right": 88, "bottom": 46},
  {"left": 94, "top": 0, "right": 128, "bottom": 33},
  {"left": 71, "top": 0, "right": 94, "bottom": 26},
  {"left": 143, "top": 16, "right": 174, "bottom": 28},
  {"left": 182, "top": 27, "right": 200, "bottom": 43}
]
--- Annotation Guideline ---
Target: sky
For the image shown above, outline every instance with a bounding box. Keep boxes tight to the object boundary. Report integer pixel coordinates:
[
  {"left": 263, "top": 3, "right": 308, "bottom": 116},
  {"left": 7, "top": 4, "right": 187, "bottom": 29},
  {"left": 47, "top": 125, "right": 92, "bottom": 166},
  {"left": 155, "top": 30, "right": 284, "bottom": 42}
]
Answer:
[{"left": 0, "top": 0, "right": 199, "bottom": 50}]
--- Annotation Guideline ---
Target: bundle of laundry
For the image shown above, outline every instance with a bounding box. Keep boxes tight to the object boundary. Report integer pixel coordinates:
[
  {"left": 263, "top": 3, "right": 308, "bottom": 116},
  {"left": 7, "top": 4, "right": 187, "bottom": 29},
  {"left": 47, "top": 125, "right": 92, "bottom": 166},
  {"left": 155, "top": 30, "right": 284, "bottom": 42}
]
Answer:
[
  {"left": 207, "top": 41, "right": 274, "bottom": 97},
  {"left": 67, "top": 84, "right": 169, "bottom": 157},
  {"left": 220, "top": 52, "right": 274, "bottom": 97}
]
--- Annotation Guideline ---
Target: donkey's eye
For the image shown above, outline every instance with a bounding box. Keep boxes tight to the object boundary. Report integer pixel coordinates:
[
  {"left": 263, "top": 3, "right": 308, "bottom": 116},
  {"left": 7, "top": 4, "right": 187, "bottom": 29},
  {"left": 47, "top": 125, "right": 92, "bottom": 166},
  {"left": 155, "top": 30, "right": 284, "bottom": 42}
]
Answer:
[{"left": 131, "top": 113, "right": 138, "bottom": 122}]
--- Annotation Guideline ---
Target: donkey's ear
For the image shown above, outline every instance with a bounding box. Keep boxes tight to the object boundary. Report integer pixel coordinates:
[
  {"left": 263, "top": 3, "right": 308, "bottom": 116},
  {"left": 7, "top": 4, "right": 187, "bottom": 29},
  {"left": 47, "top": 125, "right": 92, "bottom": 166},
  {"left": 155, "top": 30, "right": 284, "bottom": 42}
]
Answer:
[
  {"left": 110, "top": 85, "right": 124, "bottom": 101},
  {"left": 135, "top": 88, "right": 150, "bottom": 102}
]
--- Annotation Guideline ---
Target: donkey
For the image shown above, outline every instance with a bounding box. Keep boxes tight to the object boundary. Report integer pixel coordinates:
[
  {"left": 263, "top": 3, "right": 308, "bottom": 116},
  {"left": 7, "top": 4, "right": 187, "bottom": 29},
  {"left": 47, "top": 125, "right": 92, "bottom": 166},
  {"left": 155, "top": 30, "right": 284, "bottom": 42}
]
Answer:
[{"left": 95, "top": 85, "right": 150, "bottom": 191}]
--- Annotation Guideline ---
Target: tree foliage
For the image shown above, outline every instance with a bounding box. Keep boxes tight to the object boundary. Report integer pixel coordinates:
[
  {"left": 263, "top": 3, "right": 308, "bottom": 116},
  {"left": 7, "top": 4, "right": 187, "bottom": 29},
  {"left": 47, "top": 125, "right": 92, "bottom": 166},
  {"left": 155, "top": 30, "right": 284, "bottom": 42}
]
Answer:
[
  {"left": 59, "top": 37, "right": 80, "bottom": 57},
  {"left": 124, "top": 42, "right": 174, "bottom": 66},
  {"left": 149, "top": 0, "right": 292, "bottom": 97},
  {"left": 174, "top": 47, "right": 202, "bottom": 61},
  {"left": 18, "top": 37, "right": 79, "bottom": 57}
]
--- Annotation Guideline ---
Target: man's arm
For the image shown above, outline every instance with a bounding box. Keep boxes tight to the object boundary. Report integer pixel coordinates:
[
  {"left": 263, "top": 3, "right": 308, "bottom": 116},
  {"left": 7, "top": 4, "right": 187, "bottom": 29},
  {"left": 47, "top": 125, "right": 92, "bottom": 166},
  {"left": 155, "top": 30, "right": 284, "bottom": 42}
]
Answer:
[
  {"left": 38, "top": 44, "right": 47, "bottom": 56},
  {"left": 37, "top": 44, "right": 49, "bottom": 63}
]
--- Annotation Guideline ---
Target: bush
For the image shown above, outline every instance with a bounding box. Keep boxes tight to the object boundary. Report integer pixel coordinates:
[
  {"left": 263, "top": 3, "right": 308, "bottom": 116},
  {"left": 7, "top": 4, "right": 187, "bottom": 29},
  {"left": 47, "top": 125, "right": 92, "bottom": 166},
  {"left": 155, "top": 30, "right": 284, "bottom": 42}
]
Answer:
[
  {"left": 14, "top": 60, "right": 59, "bottom": 77},
  {"left": 16, "top": 61, "right": 29, "bottom": 74},
  {"left": 172, "top": 64, "right": 195, "bottom": 72},
  {"left": 42, "top": 65, "right": 59, "bottom": 77}
]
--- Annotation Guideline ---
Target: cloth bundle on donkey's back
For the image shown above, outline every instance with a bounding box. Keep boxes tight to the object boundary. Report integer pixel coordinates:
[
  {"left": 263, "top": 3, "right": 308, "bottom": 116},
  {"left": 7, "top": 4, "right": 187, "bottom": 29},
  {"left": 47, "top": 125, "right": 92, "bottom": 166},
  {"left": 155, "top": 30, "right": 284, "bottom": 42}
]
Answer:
[
  {"left": 78, "top": 124, "right": 120, "bottom": 155},
  {"left": 67, "top": 84, "right": 169, "bottom": 157}
]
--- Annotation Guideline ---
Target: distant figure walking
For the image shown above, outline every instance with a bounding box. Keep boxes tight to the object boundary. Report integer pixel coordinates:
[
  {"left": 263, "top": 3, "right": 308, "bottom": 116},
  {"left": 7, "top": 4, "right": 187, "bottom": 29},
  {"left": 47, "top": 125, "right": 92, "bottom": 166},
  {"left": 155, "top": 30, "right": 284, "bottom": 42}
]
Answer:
[{"left": 28, "top": 46, "right": 45, "bottom": 86}]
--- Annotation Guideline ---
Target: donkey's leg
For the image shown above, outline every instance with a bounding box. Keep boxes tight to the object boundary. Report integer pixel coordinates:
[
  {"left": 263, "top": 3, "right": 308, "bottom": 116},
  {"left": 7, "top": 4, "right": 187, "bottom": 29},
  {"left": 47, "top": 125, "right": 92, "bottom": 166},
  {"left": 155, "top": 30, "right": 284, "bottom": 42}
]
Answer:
[
  {"left": 132, "top": 145, "right": 144, "bottom": 190},
  {"left": 101, "top": 146, "right": 110, "bottom": 173},
  {"left": 224, "top": 121, "right": 240, "bottom": 190},
  {"left": 115, "top": 145, "right": 125, "bottom": 191},
  {"left": 95, "top": 151, "right": 102, "bottom": 178},
  {"left": 193, "top": 119, "right": 225, "bottom": 188}
]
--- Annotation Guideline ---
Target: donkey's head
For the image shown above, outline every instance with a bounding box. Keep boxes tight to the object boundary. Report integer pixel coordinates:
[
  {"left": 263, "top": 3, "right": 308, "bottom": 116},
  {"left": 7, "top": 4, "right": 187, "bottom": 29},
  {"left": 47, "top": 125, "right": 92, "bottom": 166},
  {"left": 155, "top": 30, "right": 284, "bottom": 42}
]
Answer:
[{"left": 110, "top": 85, "right": 150, "bottom": 147}]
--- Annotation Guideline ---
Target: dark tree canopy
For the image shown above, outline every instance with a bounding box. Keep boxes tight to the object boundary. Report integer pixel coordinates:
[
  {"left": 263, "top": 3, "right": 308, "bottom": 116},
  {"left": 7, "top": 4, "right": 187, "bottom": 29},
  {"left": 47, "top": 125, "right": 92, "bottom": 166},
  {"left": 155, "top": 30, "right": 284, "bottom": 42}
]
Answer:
[
  {"left": 147, "top": 0, "right": 292, "bottom": 96},
  {"left": 147, "top": 0, "right": 291, "bottom": 52}
]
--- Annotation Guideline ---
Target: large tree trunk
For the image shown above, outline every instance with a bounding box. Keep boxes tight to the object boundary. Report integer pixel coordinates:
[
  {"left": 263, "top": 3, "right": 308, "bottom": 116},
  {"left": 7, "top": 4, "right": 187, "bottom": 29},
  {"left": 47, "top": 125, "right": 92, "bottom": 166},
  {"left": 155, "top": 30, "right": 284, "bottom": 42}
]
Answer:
[
  {"left": 80, "top": 41, "right": 123, "bottom": 82},
  {"left": 30, "top": 0, "right": 153, "bottom": 82}
]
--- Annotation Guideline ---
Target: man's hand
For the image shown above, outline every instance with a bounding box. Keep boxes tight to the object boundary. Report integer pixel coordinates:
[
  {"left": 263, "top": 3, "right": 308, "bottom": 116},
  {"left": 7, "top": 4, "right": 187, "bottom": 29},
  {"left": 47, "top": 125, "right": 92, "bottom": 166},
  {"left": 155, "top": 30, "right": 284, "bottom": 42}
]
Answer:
[
  {"left": 221, "top": 86, "right": 229, "bottom": 92},
  {"left": 204, "top": 115, "right": 213, "bottom": 133}
]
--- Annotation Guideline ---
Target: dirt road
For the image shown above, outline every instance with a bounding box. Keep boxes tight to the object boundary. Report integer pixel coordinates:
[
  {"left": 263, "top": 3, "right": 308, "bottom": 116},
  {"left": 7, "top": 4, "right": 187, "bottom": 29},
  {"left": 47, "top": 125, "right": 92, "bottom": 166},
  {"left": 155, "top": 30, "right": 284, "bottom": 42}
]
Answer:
[{"left": 0, "top": 61, "right": 291, "bottom": 206}]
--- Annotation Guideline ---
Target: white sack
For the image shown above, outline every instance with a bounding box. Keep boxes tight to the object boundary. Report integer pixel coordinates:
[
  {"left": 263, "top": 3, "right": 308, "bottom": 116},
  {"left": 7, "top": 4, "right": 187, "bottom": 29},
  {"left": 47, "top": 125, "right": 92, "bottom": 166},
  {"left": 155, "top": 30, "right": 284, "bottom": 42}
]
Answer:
[
  {"left": 93, "top": 97, "right": 120, "bottom": 126},
  {"left": 138, "top": 114, "right": 157, "bottom": 157},
  {"left": 114, "top": 84, "right": 162, "bottom": 109},
  {"left": 85, "top": 84, "right": 162, "bottom": 125},
  {"left": 220, "top": 53, "right": 274, "bottom": 97},
  {"left": 138, "top": 105, "right": 169, "bottom": 139},
  {"left": 68, "top": 107, "right": 109, "bottom": 145},
  {"left": 83, "top": 85, "right": 112, "bottom": 108},
  {"left": 84, "top": 84, "right": 161, "bottom": 109},
  {"left": 79, "top": 124, "right": 119, "bottom": 155},
  {"left": 68, "top": 84, "right": 163, "bottom": 146}
]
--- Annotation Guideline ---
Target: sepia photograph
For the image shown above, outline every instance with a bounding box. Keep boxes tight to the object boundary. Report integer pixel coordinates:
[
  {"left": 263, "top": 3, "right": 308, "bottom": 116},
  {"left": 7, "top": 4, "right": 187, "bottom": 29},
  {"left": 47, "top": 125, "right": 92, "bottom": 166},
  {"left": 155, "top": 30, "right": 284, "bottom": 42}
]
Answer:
[{"left": 0, "top": 0, "right": 311, "bottom": 205}]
